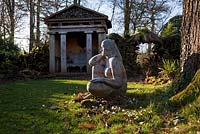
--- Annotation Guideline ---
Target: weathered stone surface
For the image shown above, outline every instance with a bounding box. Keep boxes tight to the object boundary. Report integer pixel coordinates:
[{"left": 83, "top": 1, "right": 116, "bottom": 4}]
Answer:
[
  {"left": 46, "top": 5, "right": 111, "bottom": 74},
  {"left": 60, "top": 33, "right": 67, "bottom": 73},
  {"left": 87, "top": 39, "right": 127, "bottom": 98},
  {"left": 49, "top": 34, "right": 55, "bottom": 73},
  {"left": 49, "top": 5, "right": 107, "bottom": 20}
]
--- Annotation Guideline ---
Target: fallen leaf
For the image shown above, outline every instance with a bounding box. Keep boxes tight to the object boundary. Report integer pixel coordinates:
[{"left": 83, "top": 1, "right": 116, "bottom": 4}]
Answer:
[
  {"left": 64, "top": 122, "right": 70, "bottom": 127},
  {"left": 116, "top": 127, "right": 123, "bottom": 134},
  {"left": 77, "top": 124, "right": 96, "bottom": 129}
]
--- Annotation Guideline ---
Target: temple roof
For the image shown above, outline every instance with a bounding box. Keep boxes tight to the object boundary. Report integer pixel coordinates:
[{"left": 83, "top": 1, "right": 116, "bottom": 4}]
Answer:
[{"left": 45, "top": 4, "right": 112, "bottom": 28}]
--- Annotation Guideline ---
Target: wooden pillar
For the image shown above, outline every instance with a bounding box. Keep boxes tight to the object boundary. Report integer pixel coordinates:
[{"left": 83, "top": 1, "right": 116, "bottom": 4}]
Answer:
[
  {"left": 98, "top": 32, "right": 106, "bottom": 52},
  {"left": 60, "top": 33, "right": 67, "bottom": 73},
  {"left": 49, "top": 33, "right": 55, "bottom": 73},
  {"left": 86, "top": 31, "right": 93, "bottom": 73}
]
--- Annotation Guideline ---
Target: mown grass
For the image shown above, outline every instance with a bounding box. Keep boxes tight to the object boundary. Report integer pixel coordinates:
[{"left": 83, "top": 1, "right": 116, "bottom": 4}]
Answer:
[{"left": 0, "top": 79, "right": 199, "bottom": 134}]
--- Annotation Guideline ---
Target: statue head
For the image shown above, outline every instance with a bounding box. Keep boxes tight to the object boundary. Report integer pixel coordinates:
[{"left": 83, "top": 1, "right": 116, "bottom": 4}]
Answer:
[{"left": 101, "top": 39, "right": 122, "bottom": 60}]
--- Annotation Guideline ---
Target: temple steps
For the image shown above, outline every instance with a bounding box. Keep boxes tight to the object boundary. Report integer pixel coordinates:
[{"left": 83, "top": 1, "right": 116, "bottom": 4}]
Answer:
[{"left": 53, "top": 72, "right": 90, "bottom": 80}]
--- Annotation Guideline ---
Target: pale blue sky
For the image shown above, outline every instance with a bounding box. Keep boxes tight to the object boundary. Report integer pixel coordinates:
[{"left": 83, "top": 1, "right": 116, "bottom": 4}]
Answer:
[{"left": 15, "top": 1, "right": 182, "bottom": 51}]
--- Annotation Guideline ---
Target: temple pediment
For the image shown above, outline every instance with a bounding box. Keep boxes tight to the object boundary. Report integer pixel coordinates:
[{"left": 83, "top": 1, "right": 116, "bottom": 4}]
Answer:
[{"left": 46, "top": 5, "right": 108, "bottom": 21}]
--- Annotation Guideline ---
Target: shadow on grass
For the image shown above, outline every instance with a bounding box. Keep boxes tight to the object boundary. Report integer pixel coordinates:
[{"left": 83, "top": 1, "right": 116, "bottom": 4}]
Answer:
[
  {"left": 126, "top": 87, "right": 176, "bottom": 113},
  {"left": 1, "top": 80, "right": 188, "bottom": 133},
  {"left": 0, "top": 79, "right": 87, "bottom": 134}
]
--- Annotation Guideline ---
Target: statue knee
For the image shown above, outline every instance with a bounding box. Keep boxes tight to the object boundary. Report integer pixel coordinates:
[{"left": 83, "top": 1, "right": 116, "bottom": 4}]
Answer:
[{"left": 87, "top": 81, "right": 95, "bottom": 93}]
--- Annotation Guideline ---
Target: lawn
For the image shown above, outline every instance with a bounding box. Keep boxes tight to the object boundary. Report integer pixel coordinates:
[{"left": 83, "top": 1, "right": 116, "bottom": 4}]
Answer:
[{"left": 0, "top": 79, "right": 199, "bottom": 134}]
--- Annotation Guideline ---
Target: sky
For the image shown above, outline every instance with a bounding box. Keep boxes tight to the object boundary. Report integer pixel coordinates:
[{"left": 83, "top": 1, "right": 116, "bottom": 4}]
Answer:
[{"left": 15, "top": 0, "right": 182, "bottom": 52}]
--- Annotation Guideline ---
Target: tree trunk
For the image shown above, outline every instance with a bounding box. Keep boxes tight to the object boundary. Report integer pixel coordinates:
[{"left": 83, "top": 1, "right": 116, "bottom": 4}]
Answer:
[
  {"left": 124, "top": 0, "right": 131, "bottom": 37},
  {"left": 74, "top": 0, "right": 77, "bottom": 5},
  {"left": 1, "top": 0, "right": 6, "bottom": 41},
  {"left": 10, "top": 0, "right": 15, "bottom": 43},
  {"left": 111, "top": 0, "right": 116, "bottom": 22},
  {"left": 29, "top": 0, "right": 35, "bottom": 52},
  {"left": 36, "top": 0, "right": 41, "bottom": 47},
  {"left": 150, "top": 13, "right": 155, "bottom": 33},
  {"left": 4, "top": 0, "right": 15, "bottom": 42},
  {"left": 78, "top": 0, "right": 81, "bottom": 5},
  {"left": 181, "top": 0, "right": 200, "bottom": 81}
]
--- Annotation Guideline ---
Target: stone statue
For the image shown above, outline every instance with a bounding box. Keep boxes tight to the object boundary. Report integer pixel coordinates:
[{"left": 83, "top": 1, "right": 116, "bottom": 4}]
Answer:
[{"left": 87, "top": 39, "right": 127, "bottom": 98}]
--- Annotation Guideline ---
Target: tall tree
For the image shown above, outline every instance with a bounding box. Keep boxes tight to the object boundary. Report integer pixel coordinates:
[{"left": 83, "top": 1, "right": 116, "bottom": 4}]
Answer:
[
  {"left": 36, "top": 0, "right": 41, "bottom": 46},
  {"left": 124, "top": 0, "right": 132, "bottom": 36},
  {"left": 129, "top": 0, "right": 147, "bottom": 33},
  {"left": 110, "top": 0, "right": 117, "bottom": 22},
  {"left": 0, "top": 0, "right": 15, "bottom": 42},
  {"left": 73, "top": 0, "right": 81, "bottom": 5},
  {"left": 0, "top": 0, "right": 25, "bottom": 43},
  {"left": 73, "top": 0, "right": 77, "bottom": 4},
  {"left": 25, "top": 0, "right": 67, "bottom": 51},
  {"left": 181, "top": 0, "right": 200, "bottom": 81},
  {"left": 5, "top": 0, "right": 15, "bottom": 42},
  {"left": 144, "top": 0, "right": 169, "bottom": 33},
  {"left": 29, "top": 0, "right": 35, "bottom": 52},
  {"left": 0, "top": 0, "right": 6, "bottom": 39},
  {"left": 112, "top": 0, "right": 171, "bottom": 36}
]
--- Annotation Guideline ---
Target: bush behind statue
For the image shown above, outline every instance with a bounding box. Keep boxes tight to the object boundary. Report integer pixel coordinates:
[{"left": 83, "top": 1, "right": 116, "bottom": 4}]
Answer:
[
  {"left": 0, "top": 38, "right": 49, "bottom": 80},
  {"left": 0, "top": 38, "right": 21, "bottom": 79},
  {"left": 17, "top": 43, "right": 49, "bottom": 72}
]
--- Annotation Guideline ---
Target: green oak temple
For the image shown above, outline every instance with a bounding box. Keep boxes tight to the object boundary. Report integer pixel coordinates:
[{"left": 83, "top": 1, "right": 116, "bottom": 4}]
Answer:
[{"left": 45, "top": 4, "right": 112, "bottom": 74}]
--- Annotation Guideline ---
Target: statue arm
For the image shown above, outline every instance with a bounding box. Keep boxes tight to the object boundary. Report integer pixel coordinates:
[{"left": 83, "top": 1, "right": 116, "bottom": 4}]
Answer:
[
  {"left": 92, "top": 58, "right": 123, "bottom": 88},
  {"left": 88, "top": 54, "right": 105, "bottom": 66}
]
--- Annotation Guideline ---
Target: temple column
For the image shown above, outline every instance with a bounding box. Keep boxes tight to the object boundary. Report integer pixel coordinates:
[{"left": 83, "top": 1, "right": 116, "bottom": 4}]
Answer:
[
  {"left": 49, "top": 33, "right": 55, "bottom": 73},
  {"left": 98, "top": 32, "right": 106, "bottom": 52},
  {"left": 60, "top": 33, "right": 67, "bottom": 73},
  {"left": 86, "top": 31, "right": 93, "bottom": 73}
]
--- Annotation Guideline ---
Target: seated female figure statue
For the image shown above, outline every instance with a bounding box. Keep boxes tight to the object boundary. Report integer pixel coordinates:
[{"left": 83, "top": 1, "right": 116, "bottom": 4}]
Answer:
[{"left": 87, "top": 39, "right": 127, "bottom": 98}]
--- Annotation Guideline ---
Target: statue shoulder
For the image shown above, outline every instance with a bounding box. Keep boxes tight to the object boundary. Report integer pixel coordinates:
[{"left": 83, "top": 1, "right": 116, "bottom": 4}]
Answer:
[
  {"left": 109, "top": 57, "right": 118, "bottom": 63},
  {"left": 109, "top": 57, "right": 120, "bottom": 67}
]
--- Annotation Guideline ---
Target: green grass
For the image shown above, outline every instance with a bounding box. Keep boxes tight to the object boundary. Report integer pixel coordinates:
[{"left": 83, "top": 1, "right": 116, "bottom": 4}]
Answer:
[{"left": 0, "top": 79, "right": 199, "bottom": 134}]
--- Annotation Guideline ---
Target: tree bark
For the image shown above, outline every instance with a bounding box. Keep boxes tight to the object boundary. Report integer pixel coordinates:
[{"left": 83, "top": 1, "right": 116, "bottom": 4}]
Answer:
[
  {"left": 181, "top": 0, "right": 200, "bottom": 81},
  {"left": 36, "top": 0, "right": 41, "bottom": 47},
  {"left": 1, "top": 0, "right": 6, "bottom": 41},
  {"left": 74, "top": 0, "right": 77, "bottom": 5},
  {"left": 78, "top": 0, "right": 81, "bottom": 5},
  {"left": 10, "top": 0, "right": 15, "bottom": 43},
  {"left": 124, "top": 0, "right": 132, "bottom": 36},
  {"left": 4, "top": 0, "right": 15, "bottom": 42},
  {"left": 111, "top": 0, "right": 116, "bottom": 22},
  {"left": 29, "top": 0, "right": 35, "bottom": 52}
]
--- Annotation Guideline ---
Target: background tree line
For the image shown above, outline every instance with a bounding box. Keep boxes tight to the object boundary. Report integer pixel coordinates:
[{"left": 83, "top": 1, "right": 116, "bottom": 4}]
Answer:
[
  {"left": 0, "top": 0, "right": 180, "bottom": 50},
  {"left": 1, "top": 0, "right": 199, "bottom": 86},
  {"left": 0, "top": 0, "right": 182, "bottom": 79}
]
